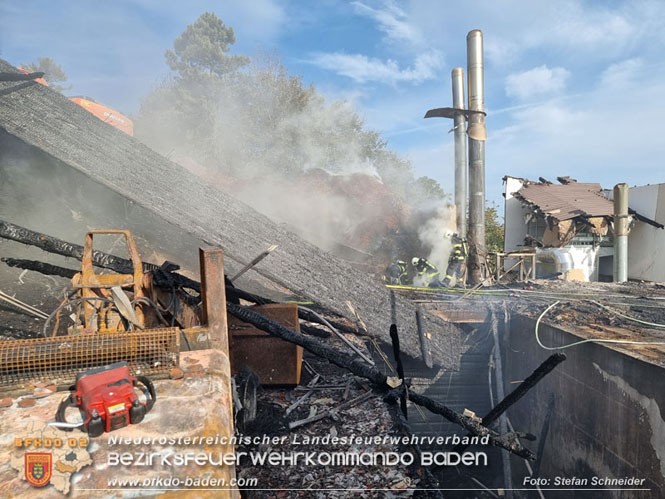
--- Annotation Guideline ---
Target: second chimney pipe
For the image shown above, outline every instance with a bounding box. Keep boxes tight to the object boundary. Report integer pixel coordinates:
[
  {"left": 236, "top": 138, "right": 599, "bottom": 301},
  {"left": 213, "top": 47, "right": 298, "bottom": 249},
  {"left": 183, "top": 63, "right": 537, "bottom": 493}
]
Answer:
[
  {"left": 452, "top": 67, "right": 467, "bottom": 237},
  {"left": 613, "top": 183, "right": 628, "bottom": 282},
  {"left": 467, "top": 29, "right": 486, "bottom": 284}
]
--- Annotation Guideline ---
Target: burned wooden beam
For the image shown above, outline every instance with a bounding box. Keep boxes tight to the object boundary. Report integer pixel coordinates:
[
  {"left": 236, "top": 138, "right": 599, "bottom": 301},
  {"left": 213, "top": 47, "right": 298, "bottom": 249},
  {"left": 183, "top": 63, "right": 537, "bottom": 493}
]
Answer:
[
  {"left": 453, "top": 352, "right": 566, "bottom": 454},
  {"left": 387, "top": 400, "right": 443, "bottom": 497},
  {"left": 0, "top": 56, "right": 463, "bottom": 368},
  {"left": 389, "top": 324, "right": 408, "bottom": 419},
  {"left": 226, "top": 302, "right": 536, "bottom": 460},
  {"left": 482, "top": 353, "right": 566, "bottom": 427},
  {"left": 1, "top": 220, "right": 365, "bottom": 337},
  {"left": 0, "top": 219, "right": 147, "bottom": 274},
  {"left": 1, "top": 257, "right": 77, "bottom": 279},
  {"left": 0, "top": 219, "right": 206, "bottom": 293}
]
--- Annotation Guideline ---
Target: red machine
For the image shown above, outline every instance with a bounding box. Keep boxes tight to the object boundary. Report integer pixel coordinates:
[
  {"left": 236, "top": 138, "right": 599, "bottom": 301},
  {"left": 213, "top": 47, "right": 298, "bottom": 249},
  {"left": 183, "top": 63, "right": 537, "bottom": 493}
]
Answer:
[{"left": 56, "top": 362, "right": 155, "bottom": 437}]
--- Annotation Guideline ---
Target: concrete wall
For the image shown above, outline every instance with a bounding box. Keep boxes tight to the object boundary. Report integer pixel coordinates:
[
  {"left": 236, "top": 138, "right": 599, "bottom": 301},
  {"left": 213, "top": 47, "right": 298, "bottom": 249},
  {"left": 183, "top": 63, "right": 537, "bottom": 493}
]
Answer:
[
  {"left": 504, "top": 176, "right": 531, "bottom": 253},
  {"left": 626, "top": 184, "right": 665, "bottom": 282},
  {"left": 503, "top": 315, "right": 665, "bottom": 498}
]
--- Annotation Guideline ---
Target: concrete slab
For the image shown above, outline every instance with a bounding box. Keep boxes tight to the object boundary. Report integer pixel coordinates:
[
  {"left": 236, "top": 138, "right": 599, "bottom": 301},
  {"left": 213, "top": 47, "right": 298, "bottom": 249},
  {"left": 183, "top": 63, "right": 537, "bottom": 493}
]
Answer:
[{"left": 0, "top": 349, "right": 239, "bottom": 498}]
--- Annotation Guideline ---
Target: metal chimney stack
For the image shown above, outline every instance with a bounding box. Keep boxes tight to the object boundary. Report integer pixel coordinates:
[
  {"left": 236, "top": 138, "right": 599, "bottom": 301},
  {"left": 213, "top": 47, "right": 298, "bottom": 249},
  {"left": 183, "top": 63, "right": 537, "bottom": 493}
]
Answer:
[
  {"left": 451, "top": 68, "right": 467, "bottom": 237},
  {"left": 613, "top": 183, "right": 628, "bottom": 282},
  {"left": 466, "top": 29, "right": 486, "bottom": 284}
]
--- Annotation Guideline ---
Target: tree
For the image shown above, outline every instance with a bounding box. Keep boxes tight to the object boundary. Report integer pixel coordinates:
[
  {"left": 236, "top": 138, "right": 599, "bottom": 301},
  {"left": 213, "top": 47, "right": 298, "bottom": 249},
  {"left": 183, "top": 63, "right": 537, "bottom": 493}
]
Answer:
[
  {"left": 165, "top": 12, "right": 249, "bottom": 78},
  {"left": 485, "top": 203, "right": 504, "bottom": 252},
  {"left": 22, "top": 57, "right": 71, "bottom": 92},
  {"left": 409, "top": 176, "right": 447, "bottom": 203},
  {"left": 136, "top": 12, "right": 445, "bottom": 205}
]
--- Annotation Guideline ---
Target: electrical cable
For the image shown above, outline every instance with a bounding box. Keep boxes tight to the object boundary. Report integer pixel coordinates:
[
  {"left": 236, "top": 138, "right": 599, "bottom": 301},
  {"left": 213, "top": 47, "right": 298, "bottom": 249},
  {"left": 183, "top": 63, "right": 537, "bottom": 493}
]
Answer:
[
  {"left": 586, "top": 300, "right": 665, "bottom": 328},
  {"left": 131, "top": 296, "right": 192, "bottom": 351},
  {"left": 43, "top": 296, "right": 114, "bottom": 337},
  {"left": 535, "top": 300, "right": 665, "bottom": 350}
]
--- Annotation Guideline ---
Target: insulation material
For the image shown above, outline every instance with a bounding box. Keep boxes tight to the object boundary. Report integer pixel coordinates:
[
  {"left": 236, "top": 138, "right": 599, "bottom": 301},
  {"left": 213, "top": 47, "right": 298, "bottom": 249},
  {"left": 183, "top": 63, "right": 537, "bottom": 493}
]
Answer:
[
  {"left": 589, "top": 217, "right": 609, "bottom": 236},
  {"left": 542, "top": 219, "right": 577, "bottom": 247}
]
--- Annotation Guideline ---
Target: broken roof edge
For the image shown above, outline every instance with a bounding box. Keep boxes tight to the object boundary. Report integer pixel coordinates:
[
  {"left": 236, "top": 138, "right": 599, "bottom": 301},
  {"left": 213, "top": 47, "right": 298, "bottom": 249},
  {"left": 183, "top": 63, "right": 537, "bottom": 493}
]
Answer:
[{"left": 508, "top": 175, "right": 663, "bottom": 228}]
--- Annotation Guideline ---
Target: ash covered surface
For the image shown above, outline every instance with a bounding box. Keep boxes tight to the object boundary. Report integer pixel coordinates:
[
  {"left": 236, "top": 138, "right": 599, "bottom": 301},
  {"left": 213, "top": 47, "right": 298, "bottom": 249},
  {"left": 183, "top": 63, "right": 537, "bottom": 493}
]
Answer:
[
  {"left": 236, "top": 353, "right": 424, "bottom": 498},
  {"left": 0, "top": 58, "right": 461, "bottom": 369},
  {"left": 496, "top": 279, "right": 665, "bottom": 365}
]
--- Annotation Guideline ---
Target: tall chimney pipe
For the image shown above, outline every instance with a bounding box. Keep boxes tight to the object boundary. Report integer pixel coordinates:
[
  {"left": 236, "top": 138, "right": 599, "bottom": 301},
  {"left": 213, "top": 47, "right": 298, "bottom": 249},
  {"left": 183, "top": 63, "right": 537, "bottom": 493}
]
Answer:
[
  {"left": 451, "top": 67, "right": 467, "bottom": 237},
  {"left": 466, "top": 29, "right": 486, "bottom": 284},
  {"left": 613, "top": 183, "right": 628, "bottom": 282}
]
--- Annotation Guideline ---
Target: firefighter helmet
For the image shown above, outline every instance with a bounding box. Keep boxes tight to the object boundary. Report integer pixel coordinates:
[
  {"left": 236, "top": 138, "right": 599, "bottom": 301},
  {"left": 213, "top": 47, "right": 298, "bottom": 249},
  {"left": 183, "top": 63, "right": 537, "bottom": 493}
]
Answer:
[
  {"left": 411, "top": 257, "right": 420, "bottom": 266},
  {"left": 444, "top": 230, "right": 454, "bottom": 238}
]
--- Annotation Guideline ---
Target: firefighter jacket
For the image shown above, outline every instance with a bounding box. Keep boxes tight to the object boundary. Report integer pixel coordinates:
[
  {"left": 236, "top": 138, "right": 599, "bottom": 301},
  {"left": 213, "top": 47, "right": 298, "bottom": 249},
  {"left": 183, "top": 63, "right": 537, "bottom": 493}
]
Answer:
[
  {"left": 414, "top": 258, "right": 438, "bottom": 277},
  {"left": 450, "top": 236, "right": 468, "bottom": 263},
  {"left": 384, "top": 260, "right": 408, "bottom": 284}
]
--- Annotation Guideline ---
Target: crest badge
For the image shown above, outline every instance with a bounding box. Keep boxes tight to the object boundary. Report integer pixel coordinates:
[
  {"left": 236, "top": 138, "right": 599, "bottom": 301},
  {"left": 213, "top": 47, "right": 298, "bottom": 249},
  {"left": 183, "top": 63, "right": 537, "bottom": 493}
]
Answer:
[{"left": 25, "top": 452, "right": 52, "bottom": 487}]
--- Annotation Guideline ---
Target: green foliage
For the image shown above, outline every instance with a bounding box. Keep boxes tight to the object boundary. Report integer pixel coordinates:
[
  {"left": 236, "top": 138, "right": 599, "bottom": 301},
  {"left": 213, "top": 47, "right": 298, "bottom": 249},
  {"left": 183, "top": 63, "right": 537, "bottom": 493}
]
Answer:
[
  {"left": 22, "top": 57, "right": 71, "bottom": 92},
  {"left": 165, "top": 12, "right": 249, "bottom": 78},
  {"left": 485, "top": 203, "right": 505, "bottom": 252},
  {"left": 409, "top": 176, "right": 447, "bottom": 202},
  {"left": 136, "top": 12, "right": 446, "bottom": 206}
]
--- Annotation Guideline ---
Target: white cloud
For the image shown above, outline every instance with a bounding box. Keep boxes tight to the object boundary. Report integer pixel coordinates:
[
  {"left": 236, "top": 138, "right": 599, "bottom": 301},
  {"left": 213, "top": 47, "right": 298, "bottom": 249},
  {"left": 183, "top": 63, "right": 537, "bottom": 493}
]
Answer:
[
  {"left": 505, "top": 65, "right": 571, "bottom": 101},
  {"left": 547, "top": 8, "right": 635, "bottom": 52},
  {"left": 486, "top": 59, "right": 665, "bottom": 205},
  {"left": 599, "top": 58, "right": 644, "bottom": 88},
  {"left": 308, "top": 50, "right": 443, "bottom": 84},
  {"left": 351, "top": 1, "right": 424, "bottom": 48}
]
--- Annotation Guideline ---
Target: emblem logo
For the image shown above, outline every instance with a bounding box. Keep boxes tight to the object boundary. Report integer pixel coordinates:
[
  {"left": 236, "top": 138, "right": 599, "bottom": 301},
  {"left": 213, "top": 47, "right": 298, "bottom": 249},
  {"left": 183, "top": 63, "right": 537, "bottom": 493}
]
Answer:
[{"left": 25, "top": 452, "right": 52, "bottom": 487}]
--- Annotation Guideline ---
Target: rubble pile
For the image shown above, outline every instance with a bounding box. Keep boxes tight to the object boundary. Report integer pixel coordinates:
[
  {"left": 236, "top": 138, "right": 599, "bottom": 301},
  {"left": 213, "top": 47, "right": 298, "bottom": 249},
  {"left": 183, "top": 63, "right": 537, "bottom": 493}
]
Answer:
[{"left": 237, "top": 353, "right": 420, "bottom": 498}]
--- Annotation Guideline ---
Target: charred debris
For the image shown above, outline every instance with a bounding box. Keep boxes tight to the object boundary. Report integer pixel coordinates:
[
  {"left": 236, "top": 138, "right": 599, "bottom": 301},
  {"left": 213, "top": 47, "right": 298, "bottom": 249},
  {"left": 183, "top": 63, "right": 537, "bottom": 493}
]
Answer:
[
  {"left": 3, "top": 29, "right": 664, "bottom": 496},
  {"left": 0, "top": 218, "right": 565, "bottom": 495}
]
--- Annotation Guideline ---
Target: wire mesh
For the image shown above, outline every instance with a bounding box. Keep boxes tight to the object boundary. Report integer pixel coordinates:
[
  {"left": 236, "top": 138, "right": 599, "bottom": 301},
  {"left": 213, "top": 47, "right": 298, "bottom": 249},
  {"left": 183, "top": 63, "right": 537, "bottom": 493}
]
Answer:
[{"left": 0, "top": 327, "right": 179, "bottom": 389}]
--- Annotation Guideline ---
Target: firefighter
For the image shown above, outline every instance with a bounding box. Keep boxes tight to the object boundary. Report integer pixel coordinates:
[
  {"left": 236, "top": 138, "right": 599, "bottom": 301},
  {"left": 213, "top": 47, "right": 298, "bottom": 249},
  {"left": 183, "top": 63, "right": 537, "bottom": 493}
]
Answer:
[
  {"left": 411, "top": 257, "right": 442, "bottom": 288},
  {"left": 442, "top": 230, "right": 468, "bottom": 287},
  {"left": 383, "top": 260, "right": 409, "bottom": 285}
]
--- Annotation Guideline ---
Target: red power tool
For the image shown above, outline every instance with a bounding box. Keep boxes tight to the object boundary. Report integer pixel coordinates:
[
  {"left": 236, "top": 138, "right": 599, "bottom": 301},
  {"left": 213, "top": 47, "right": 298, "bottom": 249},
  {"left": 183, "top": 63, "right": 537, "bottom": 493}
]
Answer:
[{"left": 55, "top": 362, "right": 156, "bottom": 437}]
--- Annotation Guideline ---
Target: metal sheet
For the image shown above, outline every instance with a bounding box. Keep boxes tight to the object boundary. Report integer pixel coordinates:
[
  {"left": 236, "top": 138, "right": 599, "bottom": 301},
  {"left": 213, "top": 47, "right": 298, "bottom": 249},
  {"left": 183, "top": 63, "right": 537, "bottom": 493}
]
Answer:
[{"left": 228, "top": 304, "right": 302, "bottom": 385}]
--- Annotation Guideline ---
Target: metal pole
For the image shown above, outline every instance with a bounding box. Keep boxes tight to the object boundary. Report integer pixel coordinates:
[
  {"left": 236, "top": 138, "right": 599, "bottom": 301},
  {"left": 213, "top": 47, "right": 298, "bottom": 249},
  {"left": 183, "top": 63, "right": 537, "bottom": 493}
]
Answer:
[
  {"left": 452, "top": 67, "right": 467, "bottom": 237},
  {"left": 200, "top": 247, "right": 229, "bottom": 355},
  {"left": 613, "top": 183, "right": 629, "bottom": 282},
  {"left": 467, "top": 29, "right": 486, "bottom": 284}
]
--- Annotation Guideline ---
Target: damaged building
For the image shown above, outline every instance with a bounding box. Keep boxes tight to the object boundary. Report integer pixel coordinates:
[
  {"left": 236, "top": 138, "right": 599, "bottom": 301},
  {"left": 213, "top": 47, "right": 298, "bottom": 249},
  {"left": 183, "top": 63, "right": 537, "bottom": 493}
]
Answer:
[
  {"left": 3, "top": 30, "right": 665, "bottom": 499},
  {"left": 504, "top": 175, "right": 664, "bottom": 282},
  {"left": 0, "top": 58, "right": 510, "bottom": 496}
]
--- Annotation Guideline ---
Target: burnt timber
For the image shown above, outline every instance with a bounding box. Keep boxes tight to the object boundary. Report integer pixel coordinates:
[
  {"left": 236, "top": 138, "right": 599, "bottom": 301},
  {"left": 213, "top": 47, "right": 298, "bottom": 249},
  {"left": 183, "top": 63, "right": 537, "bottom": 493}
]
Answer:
[{"left": 0, "top": 59, "right": 460, "bottom": 367}]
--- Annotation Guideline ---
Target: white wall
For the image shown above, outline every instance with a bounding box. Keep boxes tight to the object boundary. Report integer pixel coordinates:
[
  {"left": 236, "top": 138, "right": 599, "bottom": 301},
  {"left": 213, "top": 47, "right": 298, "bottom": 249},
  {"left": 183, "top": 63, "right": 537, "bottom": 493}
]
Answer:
[
  {"left": 627, "top": 184, "right": 665, "bottom": 282},
  {"left": 504, "top": 177, "right": 531, "bottom": 252}
]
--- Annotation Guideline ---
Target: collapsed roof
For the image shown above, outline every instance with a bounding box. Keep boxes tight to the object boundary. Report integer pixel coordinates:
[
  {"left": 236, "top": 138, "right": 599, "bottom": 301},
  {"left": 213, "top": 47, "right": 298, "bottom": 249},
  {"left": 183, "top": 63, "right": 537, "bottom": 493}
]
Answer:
[
  {"left": 0, "top": 59, "right": 461, "bottom": 368},
  {"left": 507, "top": 176, "right": 663, "bottom": 228},
  {"left": 515, "top": 181, "right": 612, "bottom": 221}
]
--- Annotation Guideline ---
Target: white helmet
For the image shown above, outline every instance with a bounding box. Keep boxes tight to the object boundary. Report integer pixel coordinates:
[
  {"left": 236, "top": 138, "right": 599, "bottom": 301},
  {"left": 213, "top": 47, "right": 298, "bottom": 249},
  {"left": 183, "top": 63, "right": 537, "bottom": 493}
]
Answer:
[
  {"left": 444, "top": 230, "right": 454, "bottom": 238},
  {"left": 411, "top": 257, "right": 420, "bottom": 266}
]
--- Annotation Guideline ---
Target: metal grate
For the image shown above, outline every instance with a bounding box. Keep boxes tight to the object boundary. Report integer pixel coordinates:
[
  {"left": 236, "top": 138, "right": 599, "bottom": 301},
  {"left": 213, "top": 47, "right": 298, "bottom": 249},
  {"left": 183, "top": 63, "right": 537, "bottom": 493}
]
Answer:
[{"left": 0, "top": 327, "right": 179, "bottom": 389}]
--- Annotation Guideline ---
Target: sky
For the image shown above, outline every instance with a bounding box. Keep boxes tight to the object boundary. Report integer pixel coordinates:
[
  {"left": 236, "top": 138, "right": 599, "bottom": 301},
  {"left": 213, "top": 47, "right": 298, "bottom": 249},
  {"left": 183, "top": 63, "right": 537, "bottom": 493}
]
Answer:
[{"left": 2, "top": 0, "right": 665, "bottom": 209}]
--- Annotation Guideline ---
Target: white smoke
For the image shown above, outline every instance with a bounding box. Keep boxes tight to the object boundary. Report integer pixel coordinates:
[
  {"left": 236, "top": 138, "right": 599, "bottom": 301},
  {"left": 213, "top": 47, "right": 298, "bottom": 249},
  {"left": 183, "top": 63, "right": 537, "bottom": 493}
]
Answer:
[
  {"left": 416, "top": 204, "right": 457, "bottom": 283},
  {"left": 136, "top": 59, "right": 419, "bottom": 258}
]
